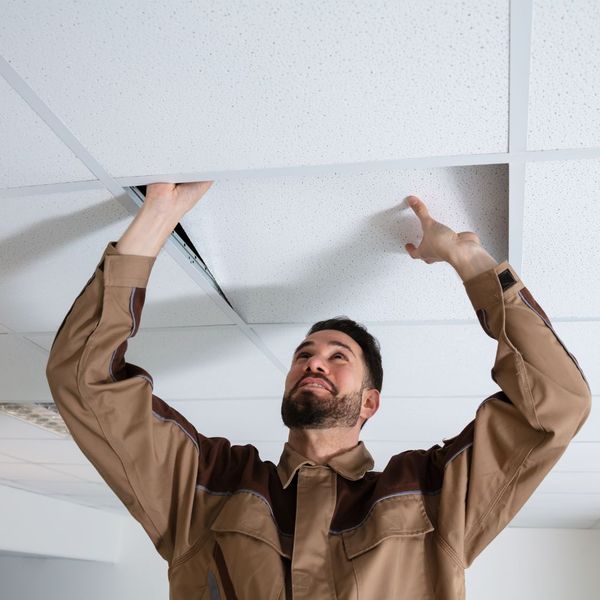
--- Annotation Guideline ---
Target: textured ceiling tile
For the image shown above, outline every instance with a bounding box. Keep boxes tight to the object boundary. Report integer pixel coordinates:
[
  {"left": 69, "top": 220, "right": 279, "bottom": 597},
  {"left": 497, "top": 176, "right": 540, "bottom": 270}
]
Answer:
[
  {"left": 528, "top": 0, "right": 600, "bottom": 150},
  {"left": 0, "top": 189, "right": 232, "bottom": 332},
  {"left": 0, "top": 1, "right": 508, "bottom": 178},
  {"left": 183, "top": 164, "right": 508, "bottom": 322},
  {"left": 0, "top": 76, "right": 93, "bottom": 189},
  {"left": 522, "top": 160, "right": 600, "bottom": 317}
]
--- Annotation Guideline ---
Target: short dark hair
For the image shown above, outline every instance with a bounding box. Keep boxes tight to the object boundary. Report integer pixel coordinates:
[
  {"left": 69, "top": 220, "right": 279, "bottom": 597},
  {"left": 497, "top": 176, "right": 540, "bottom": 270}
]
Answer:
[{"left": 306, "top": 316, "right": 383, "bottom": 430}]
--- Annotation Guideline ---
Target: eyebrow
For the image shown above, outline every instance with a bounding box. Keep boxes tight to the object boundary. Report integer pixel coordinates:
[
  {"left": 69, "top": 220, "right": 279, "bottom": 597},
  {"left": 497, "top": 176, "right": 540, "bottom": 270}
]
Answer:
[{"left": 293, "top": 340, "right": 356, "bottom": 358}]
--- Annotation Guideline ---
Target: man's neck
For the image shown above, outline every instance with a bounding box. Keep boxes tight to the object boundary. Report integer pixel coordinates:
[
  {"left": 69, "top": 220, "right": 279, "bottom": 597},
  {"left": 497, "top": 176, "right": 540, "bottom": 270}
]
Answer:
[{"left": 287, "top": 427, "right": 360, "bottom": 464}]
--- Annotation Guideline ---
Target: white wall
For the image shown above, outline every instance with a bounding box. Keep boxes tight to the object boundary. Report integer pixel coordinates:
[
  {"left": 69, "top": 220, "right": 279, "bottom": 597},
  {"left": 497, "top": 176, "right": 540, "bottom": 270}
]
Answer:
[{"left": 0, "top": 520, "right": 598, "bottom": 599}]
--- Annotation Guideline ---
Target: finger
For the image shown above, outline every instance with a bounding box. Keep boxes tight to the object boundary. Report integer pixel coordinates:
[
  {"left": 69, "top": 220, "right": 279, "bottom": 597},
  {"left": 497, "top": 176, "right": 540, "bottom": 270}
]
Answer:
[
  {"left": 177, "top": 181, "right": 214, "bottom": 195},
  {"left": 406, "top": 196, "right": 432, "bottom": 224},
  {"left": 405, "top": 242, "right": 419, "bottom": 258}
]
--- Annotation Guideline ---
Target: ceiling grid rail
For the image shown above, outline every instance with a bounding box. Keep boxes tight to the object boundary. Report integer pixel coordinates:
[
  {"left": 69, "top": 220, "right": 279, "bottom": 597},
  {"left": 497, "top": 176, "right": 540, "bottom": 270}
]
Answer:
[{"left": 0, "top": 53, "right": 287, "bottom": 373}]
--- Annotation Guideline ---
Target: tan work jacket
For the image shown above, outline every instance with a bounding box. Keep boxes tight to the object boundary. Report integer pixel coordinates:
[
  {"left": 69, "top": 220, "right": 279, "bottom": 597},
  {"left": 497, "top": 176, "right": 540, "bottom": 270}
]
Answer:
[{"left": 46, "top": 240, "right": 592, "bottom": 599}]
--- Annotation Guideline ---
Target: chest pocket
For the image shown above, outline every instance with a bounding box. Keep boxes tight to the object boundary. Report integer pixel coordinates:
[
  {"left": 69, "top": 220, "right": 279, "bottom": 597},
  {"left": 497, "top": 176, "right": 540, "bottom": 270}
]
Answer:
[
  {"left": 209, "top": 492, "right": 291, "bottom": 600},
  {"left": 339, "top": 493, "right": 435, "bottom": 599}
]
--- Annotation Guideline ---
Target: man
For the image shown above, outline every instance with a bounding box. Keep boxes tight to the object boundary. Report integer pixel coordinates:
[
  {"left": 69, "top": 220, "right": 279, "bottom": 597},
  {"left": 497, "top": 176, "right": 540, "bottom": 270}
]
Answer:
[{"left": 46, "top": 182, "right": 591, "bottom": 599}]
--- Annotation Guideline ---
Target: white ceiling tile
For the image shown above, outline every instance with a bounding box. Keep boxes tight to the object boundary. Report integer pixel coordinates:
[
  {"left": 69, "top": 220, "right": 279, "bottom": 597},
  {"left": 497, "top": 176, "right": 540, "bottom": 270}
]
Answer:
[
  {"left": 547, "top": 442, "right": 600, "bottom": 473},
  {"left": 508, "top": 515, "right": 597, "bottom": 529},
  {"left": 30, "top": 326, "right": 283, "bottom": 401},
  {"left": 0, "top": 439, "right": 87, "bottom": 464},
  {"left": 0, "top": 336, "right": 52, "bottom": 402},
  {"left": 4, "top": 480, "right": 110, "bottom": 496},
  {"left": 41, "top": 463, "right": 106, "bottom": 483},
  {"left": 253, "top": 322, "right": 501, "bottom": 398},
  {"left": 170, "top": 399, "right": 287, "bottom": 443},
  {"left": 528, "top": 0, "right": 600, "bottom": 151},
  {"left": 0, "top": 453, "right": 23, "bottom": 463},
  {"left": 0, "top": 189, "right": 231, "bottom": 333},
  {"left": 0, "top": 1, "right": 508, "bottom": 179},
  {"left": 27, "top": 324, "right": 284, "bottom": 402},
  {"left": 522, "top": 159, "right": 600, "bottom": 317},
  {"left": 183, "top": 165, "right": 508, "bottom": 323},
  {"left": 0, "top": 462, "right": 83, "bottom": 481},
  {"left": 0, "top": 75, "right": 93, "bottom": 189},
  {"left": 513, "top": 491, "right": 600, "bottom": 522},
  {"left": 535, "top": 471, "right": 600, "bottom": 495},
  {"left": 0, "top": 413, "right": 62, "bottom": 440}
]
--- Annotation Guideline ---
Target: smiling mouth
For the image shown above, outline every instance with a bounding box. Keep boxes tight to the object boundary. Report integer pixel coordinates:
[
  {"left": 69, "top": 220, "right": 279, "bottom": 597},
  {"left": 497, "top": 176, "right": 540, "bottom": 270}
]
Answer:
[{"left": 297, "top": 381, "right": 332, "bottom": 392}]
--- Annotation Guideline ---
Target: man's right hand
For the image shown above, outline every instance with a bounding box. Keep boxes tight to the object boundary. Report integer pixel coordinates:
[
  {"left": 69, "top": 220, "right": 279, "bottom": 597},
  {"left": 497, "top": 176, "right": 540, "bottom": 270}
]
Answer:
[
  {"left": 116, "top": 181, "right": 214, "bottom": 257},
  {"left": 145, "top": 181, "right": 214, "bottom": 217}
]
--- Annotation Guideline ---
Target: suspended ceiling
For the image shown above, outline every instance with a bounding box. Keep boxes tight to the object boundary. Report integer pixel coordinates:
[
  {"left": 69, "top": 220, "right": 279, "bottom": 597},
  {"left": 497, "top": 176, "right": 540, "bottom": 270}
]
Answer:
[{"left": 0, "top": 0, "right": 599, "bottom": 541}]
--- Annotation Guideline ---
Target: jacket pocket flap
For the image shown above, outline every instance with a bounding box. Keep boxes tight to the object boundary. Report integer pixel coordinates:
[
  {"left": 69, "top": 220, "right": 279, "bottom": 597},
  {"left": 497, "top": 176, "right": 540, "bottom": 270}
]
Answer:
[
  {"left": 341, "top": 493, "right": 434, "bottom": 559},
  {"left": 209, "top": 492, "right": 291, "bottom": 558}
]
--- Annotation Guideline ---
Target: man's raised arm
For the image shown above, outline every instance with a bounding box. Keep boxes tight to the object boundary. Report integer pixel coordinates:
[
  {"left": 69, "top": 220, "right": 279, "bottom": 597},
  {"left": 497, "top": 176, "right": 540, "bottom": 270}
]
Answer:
[
  {"left": 45, "top": 182, "right": 221, "bottom": 565},
  {"left": 404, "top": 195, "right": 591, "bottom": 568}
]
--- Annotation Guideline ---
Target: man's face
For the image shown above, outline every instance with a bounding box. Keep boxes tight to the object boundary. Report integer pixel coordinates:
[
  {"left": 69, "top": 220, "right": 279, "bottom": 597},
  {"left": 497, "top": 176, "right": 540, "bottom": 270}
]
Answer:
[{"left": 281, "top": 329, "right": 368, "bottom": 429}]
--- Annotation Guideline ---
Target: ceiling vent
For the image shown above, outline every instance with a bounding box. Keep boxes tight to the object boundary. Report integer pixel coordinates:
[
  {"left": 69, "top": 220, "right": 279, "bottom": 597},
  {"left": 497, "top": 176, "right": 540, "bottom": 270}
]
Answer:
[{"left": 0, "top": 403, "right": 71, "bottom": 438}]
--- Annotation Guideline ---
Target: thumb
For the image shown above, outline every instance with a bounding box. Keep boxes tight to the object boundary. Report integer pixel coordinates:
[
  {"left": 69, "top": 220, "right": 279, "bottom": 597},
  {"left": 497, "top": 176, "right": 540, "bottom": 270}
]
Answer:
[{"left": 405, "top": 243, "right": 417, "bottom": 258}]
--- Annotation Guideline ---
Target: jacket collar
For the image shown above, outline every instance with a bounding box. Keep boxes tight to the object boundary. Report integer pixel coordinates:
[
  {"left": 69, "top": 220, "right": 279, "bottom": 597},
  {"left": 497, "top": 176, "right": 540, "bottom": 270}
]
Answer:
[{"left": 276, "top": 439, "right": 375, "bottom": 489}]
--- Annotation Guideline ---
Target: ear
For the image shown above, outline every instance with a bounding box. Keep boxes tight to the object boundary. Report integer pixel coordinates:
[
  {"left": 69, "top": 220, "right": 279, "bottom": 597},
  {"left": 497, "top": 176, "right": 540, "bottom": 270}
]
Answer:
[{"left": 361, "top": 388, "right": 380, "bottom": 419}]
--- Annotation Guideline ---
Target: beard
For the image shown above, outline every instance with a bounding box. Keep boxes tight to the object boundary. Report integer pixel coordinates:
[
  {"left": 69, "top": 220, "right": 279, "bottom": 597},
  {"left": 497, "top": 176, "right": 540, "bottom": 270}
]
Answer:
[{"left": 281, "top": 383, "right": 364, "bottom": 429}]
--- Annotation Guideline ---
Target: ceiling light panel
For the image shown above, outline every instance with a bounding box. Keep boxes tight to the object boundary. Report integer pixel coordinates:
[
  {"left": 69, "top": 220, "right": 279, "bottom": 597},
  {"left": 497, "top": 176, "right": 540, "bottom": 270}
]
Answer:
[
  {"left": 522, "top": 159, "right": 600, "bottom": 317},
  {"left": 0, "top": 1, "right": 508, "bottom": 178},
  {"left": 528, "top": 0, "right": 600, "bottom": 151},
  {"left": 0, "top": 189, "right": 233, "bottom": 332},
  {"left": 182, "top": 164, "right": 508, "bottom": 323},
  {"left": 0, "top": 76, "right": 93, "bottom": 189}
]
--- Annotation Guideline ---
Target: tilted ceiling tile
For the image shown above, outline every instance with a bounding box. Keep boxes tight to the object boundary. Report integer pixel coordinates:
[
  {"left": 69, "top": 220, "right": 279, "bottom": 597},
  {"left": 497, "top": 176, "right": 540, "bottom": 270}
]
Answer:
[
  {"left": 528, "top": 0, "right": 600, "bottom": 151},
  {"left": 1, "top": 1, "right": 507, "bottom": 177},
  {"left": 0, "top": 189, "right": 232, "bottom": 332},
  {"left": 183, "top": 164, "right": 508, "bottom": 323},
  {"left": 0, "top": 76, "right": 93, "bottom": 189},
  {"left": 522, "top": 159, "right": 600, "bottom": 318}
]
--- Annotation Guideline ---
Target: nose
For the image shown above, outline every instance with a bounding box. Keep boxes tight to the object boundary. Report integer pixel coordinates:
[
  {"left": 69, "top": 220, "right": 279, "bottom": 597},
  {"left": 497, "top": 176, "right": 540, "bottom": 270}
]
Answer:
[{"left": 304, "top": 354, "right": 328, "bottom": 374}]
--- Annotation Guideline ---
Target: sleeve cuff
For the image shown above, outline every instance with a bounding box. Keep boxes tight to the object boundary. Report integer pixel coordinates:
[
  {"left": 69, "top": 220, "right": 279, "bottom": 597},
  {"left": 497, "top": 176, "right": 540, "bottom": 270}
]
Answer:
[
  {"left": 463, "top": 260, "right": 525, "bottom": 311},
  {"left": 99, "top": 241, "right": 157, "bottom": 287}
]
